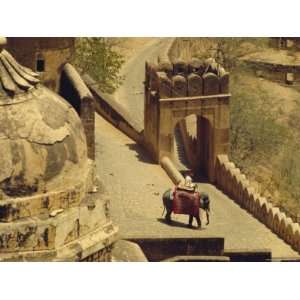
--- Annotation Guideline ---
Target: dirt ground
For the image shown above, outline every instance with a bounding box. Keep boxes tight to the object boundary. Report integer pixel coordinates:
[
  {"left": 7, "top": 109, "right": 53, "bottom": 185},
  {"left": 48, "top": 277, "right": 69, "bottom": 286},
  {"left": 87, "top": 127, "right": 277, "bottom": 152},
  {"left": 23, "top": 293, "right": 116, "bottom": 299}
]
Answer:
[
  {"left": 171, "top": 37, "right": 300, "bottom": 221},
  {"left": 111, "top": 37, "right": 157, "bottom": 62}
]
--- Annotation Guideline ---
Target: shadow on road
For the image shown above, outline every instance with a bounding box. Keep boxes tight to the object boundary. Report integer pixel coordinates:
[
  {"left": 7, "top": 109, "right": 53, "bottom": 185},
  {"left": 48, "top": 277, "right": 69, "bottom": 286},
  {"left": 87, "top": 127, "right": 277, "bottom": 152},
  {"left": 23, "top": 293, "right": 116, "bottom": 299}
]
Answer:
[
  {"left": 157, "top": 218, "right": 206, "bottom": 231},
  {"left": 125, "top": 142, "right": 156, "bottom": 164}
]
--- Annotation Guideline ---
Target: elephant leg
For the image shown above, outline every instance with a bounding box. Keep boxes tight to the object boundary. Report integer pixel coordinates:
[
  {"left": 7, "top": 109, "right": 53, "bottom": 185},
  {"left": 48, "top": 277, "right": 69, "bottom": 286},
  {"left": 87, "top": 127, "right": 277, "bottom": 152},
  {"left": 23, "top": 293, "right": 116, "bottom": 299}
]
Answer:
[
  {"left": 165, "top": 209, "right": 172, "bottom": 223},
  {"left": 187, "top": 215, "right": 193, "bottom": 228},
  {"left": 195, "top": 214, "right": 201, "bottom": 229}
]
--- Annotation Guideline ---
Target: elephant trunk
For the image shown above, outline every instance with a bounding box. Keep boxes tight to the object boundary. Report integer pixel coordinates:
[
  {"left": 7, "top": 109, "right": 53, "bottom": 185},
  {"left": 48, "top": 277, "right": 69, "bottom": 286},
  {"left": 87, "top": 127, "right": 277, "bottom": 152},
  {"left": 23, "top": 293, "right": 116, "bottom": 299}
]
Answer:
[{"left": 206, "top": 209, "right": 210, "bottom": 225}]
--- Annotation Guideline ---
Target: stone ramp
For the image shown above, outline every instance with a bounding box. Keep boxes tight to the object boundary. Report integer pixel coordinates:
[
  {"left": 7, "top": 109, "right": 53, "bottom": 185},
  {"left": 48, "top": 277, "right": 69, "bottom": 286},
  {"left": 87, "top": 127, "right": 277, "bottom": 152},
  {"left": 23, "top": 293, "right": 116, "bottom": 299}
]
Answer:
[
  {"left": 173, "top": 123, "right": 192, "bottom": 175},
  {"left": 94, "top": 113, "right": 299, "bottom": 259}
]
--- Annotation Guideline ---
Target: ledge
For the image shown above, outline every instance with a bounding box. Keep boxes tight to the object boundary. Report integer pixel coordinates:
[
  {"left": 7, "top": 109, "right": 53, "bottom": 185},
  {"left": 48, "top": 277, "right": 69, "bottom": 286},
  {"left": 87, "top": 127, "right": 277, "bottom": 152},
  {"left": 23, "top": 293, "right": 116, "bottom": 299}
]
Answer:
[{"left": 160, "top": 93, "right": 231, "bottom": 102}]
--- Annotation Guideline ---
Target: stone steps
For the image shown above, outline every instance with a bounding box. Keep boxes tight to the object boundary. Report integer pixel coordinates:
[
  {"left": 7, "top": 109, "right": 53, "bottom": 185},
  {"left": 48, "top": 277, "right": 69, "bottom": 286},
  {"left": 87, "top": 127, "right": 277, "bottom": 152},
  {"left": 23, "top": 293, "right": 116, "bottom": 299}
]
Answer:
[{"left": 173, "top": 124, "right": 192, "bottom": 175}]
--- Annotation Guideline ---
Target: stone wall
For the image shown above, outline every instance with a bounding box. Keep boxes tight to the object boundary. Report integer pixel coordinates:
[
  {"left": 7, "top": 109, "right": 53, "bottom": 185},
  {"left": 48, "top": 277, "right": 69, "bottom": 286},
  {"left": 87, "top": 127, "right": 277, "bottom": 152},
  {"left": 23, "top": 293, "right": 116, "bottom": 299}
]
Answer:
[
  {"left": 245, "top": 59, "right": 300, "bottom": 84},
  {"left": 0, "top": 159, "right": 119, "bottom": 261},
  {"left": 0, "top": 161, "right": 94, "bottom": 223},
  {"left": 83, "top": 74, "right": 144, "bottom": 145},
  {"left": 145, "top": 59, "right": 229, "bottom": 99},
  {"left": 160, "top": 156, "right": 184, "bottom": 185},
  {"left": 269, "top": 37, "right": 300, "bottom": 51},
  {"left": 144, "top": 57, "right": 230, "bottom": 181},
  {"left": 60, "top": 64, "right": 95, "bottom": 160},
  {"left": 7, "top": 37, "right": 75, "bottom": 92},
  {"left": 128, "top": 237, "right": 225, "bottom": 262},
  {"left": 81, "top": 245, "right": 113, "bottom": 262},
  {"left": 177, "top": 119, "right": 198, "bottom": 169},
  {"left": 215, "top": 155, "right": 300, "bottom": 253}
]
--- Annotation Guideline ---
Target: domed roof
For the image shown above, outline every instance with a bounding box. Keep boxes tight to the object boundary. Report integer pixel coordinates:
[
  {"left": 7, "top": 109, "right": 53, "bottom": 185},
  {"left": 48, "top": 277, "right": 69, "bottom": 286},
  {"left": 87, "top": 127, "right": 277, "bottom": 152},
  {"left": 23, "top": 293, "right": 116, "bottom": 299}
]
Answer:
[{"left": 0, "top": 38, "right": 88, "bottom": 198}]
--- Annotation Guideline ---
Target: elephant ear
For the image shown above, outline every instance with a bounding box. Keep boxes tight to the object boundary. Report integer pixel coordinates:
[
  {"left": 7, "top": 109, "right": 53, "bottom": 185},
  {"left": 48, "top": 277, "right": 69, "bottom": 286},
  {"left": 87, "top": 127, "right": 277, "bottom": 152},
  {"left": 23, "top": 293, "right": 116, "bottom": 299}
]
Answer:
[{"left": 200, "top": 192, "right": 209, "bottom": 199}]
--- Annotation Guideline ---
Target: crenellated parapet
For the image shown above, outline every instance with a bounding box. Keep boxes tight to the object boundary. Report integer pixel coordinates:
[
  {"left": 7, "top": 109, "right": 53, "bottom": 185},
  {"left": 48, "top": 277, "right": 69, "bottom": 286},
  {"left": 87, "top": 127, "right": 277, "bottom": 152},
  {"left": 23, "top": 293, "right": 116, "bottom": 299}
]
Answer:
[
  {"left": 144, "top": 57, "right": 230, "bottom": 182},
  {"left": 215, "top": 155, "right": 300, "bottom": 254},
  {"left": 145, "top": 58, "right": 229, "bottom": 99}
]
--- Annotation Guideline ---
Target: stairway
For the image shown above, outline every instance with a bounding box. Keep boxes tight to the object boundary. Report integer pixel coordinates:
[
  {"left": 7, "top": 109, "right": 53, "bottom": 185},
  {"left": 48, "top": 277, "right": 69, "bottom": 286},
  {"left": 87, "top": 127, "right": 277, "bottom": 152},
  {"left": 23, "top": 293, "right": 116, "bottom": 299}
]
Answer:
[{"left": 173, "top": 124, "right": 192, "bottom": 176}]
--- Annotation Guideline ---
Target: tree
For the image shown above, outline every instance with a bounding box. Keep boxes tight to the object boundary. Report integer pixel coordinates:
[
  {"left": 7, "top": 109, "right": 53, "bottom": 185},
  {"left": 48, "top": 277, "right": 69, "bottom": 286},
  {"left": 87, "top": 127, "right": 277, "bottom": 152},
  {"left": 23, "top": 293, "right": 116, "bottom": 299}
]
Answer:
[{"left": 73, "top": 38, "right": 125, "bottom": 93}]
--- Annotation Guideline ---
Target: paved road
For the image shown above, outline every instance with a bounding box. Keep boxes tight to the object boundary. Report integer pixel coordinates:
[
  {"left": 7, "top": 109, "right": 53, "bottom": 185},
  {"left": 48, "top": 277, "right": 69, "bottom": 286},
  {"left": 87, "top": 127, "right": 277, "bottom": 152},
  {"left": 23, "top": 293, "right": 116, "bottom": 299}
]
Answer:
[
  {"left": 115, "top": 38, "right": 174, "bottom": 129},
  {"left": 94, "top": 38, "right": 299, "bottom": 258},
  {"left": 95, "top": 114, "right": 298, "bottom": 258}
]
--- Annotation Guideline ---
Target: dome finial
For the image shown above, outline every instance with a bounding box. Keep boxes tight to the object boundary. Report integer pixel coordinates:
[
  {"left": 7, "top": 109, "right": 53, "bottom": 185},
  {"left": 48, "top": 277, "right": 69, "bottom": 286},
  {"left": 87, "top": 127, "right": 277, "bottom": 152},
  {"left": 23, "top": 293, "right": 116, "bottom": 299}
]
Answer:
[{"left": 0, "top": 37, "right": 7, "bottom": 52}]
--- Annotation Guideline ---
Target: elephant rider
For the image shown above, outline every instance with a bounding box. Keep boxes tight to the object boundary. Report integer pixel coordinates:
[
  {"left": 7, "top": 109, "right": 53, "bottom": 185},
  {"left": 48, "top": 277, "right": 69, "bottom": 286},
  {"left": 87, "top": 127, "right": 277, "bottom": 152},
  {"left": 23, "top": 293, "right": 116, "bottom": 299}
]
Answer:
[
  {"left": 177, "top": 175, "right": 196, "bottom": 192},
  {"left": 176, "top": 176, "right": 199, "bottom": 227},
  {"left": 163, "top": 175, "right": 210, "bottom": 228},
  {"left": 170, "top": 176, "right": 195, "bottom": 200}
]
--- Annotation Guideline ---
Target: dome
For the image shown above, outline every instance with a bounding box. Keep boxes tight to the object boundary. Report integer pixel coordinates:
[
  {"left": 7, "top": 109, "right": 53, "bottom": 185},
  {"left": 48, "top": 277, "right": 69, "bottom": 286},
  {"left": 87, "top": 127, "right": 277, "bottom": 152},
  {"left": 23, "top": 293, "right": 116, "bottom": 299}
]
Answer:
[{"left": 0, "top": 39, "right": 88, "bottom": 198}]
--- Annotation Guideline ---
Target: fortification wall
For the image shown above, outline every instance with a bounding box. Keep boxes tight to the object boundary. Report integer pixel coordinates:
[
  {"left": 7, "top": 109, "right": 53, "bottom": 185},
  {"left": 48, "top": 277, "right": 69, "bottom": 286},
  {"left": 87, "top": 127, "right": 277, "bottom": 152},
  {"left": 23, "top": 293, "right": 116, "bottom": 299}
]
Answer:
[
  {"left": 246, "top": 59, "right": 300, "bottom": 84},
  {"left": 60, "top": 64, "right": 95, "bottom": 160},
  {"left": 215, "top": 155, "right": 300, "bottom": 253},
  {"left": 146, "top": 58, "right": 229, "bottom": 99},
  {"left": 160, "top": 156, "right": 184, "bottom": 185},
  {"left": 83, "top": 74, "right": 144, "bottom": 145}
]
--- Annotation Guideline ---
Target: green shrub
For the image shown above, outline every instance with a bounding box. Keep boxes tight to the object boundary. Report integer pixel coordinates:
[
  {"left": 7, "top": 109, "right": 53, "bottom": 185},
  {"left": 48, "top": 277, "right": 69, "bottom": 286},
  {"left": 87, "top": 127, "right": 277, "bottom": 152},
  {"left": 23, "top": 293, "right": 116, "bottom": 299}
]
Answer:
[{"left": 73, "top": 38, "right": 125, "bottom": 94}]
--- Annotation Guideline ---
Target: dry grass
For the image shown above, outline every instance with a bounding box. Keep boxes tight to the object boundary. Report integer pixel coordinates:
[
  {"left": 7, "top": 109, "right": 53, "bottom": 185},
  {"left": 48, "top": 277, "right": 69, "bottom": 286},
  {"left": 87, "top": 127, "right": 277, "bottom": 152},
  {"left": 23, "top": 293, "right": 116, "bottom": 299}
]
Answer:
[
  {"left": 110, "top": 38, "right": 156, "bottom": 62},
  {"left": 172, "top": 37, "right": 300, "bottom": 219}
]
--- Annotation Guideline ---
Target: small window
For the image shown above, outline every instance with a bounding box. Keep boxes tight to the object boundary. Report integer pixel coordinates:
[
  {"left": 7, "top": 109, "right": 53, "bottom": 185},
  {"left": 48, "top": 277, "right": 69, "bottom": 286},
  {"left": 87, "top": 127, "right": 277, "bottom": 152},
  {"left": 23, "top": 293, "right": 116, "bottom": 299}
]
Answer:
[{"left": 36, "top": 59, "right": 45, "bottom": 72}]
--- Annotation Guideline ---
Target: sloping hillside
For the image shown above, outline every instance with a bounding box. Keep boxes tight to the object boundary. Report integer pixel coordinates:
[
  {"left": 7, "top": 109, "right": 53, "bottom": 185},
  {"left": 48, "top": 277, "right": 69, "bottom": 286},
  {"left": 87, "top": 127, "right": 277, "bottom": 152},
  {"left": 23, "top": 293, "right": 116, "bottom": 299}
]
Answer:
[{"left": 170, "top": 37, "right": 300, "bottom": 221}]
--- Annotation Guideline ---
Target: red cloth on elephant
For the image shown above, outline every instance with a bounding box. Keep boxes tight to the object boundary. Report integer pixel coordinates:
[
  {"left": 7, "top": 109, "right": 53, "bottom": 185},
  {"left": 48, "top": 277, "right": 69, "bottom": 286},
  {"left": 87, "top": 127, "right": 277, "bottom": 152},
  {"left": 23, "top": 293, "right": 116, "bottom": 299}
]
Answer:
[{"left": 172, "top": 188, "right": 200, "bottom": 217}]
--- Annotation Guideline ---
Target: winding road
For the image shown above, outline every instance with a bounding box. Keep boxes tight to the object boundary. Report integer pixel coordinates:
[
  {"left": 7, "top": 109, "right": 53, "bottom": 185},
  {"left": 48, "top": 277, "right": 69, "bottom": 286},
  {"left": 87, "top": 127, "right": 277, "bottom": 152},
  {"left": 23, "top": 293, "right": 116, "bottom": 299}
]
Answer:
[{"left": 115, "top": 38, "right": 174, "bottom": 130}]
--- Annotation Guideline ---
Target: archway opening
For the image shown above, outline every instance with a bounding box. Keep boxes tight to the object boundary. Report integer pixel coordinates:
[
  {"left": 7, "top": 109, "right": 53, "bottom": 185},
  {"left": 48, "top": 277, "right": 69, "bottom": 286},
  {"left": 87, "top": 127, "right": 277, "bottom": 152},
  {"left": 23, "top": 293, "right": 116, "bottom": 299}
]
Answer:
[{"left": 172, "top": 114, "right": 212, "bottom": 182}]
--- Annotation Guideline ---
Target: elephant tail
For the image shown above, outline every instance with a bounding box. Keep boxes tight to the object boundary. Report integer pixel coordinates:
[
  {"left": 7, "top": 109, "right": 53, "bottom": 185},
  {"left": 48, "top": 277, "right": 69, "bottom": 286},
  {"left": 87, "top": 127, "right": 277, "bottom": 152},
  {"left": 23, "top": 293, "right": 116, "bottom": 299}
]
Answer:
[{"left": 161, "top": 205, "right": 166, "bottom": 217}]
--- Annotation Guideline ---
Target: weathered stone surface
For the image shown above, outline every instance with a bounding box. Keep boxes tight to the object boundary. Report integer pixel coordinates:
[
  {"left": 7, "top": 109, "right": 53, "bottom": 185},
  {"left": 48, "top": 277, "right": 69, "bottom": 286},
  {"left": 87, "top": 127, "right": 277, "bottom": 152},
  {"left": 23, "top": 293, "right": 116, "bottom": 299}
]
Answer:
[
  {"left": 203, "top": 72, "right": 219, "bottom": 95},
  {"left": 112, "top": 240, "right": 148, "bottom": 262},
  {"left": 220, "top": 72, "right": 230, "bottom": 93},
  {"left": 0, "top": 49, "right": 40, "bottom": 98},
  {"left": 173, "top": 60, "right": 188, "bottom": 75},
  {"left": 293, "top": 227, "right": 300, "bottom": 251},
  {"left": 0, "top": 39, "right": 117, "bottom": 262},
  {"left": 273, "top": 212, "right": 285, "bottom": 235},
  {"left": 7, "top": 37, "right": 75, "bottom": 92},
  {"left": 188, "top": 58, "right": 205, "bottom": 75},
  {"left": 144, "top": 57, "right": 230, "bottom": 182},
  {"left": 157, "top": 72, "right": 172, "bottom": 98},
  {"left": 187, "top": 73, "right": 203, "bottom": 96},
  {"left": 0, "top": 85, "right": 88, "bottom": 198},
  {"left": 172, "top": 75, "right": 187, "bottom": 97},
  {"left": 158, "top": 61, "right": 173, "bottom": 78},
  {"left": 267, "top": 207, "right": 280, "bottom": 229},
  {"left": 0, "top": 140, "right": 13, "bottom": 183}
]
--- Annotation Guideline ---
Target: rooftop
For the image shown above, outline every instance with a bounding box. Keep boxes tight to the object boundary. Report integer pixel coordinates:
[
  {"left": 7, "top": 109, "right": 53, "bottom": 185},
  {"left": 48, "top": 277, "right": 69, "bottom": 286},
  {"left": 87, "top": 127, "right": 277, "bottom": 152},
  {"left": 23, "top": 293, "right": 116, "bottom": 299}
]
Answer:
[{"left": 0, "top": 38, "right": 40, "bottom": 100}]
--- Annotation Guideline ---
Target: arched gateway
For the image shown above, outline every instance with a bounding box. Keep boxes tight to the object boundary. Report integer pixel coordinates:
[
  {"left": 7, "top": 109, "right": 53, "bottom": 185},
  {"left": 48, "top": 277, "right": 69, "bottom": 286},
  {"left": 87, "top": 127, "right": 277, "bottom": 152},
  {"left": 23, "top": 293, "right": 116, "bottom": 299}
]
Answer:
[{"left": 144, "top": 59, "right": 230, "bottom": 182}]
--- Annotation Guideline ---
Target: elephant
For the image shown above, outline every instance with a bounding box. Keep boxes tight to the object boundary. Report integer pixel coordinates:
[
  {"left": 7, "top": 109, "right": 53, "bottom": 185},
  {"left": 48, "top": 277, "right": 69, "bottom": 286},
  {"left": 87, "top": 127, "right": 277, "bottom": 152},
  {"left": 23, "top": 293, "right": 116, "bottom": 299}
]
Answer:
[{"left": 162, "top": 188, "right": 210, "bottom": 229}]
